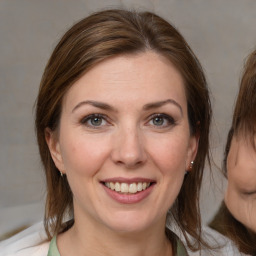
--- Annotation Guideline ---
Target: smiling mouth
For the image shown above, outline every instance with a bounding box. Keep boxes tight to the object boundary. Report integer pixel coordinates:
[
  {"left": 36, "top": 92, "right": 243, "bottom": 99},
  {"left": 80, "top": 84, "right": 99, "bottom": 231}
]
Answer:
[{"left": 103, "top": 182, "right": 152, "bottom": 194}]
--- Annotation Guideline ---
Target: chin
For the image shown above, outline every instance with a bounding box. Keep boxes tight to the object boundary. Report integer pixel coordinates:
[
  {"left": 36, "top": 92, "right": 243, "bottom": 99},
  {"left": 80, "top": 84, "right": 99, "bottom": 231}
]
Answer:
[{"left": 102, "top": 212, "right": 156, "bottom": 234}]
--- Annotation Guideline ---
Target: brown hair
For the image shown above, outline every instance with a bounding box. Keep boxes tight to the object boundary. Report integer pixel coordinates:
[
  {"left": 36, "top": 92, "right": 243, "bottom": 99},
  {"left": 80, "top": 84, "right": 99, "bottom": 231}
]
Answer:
[
  {"left": 35, "top": 9, "right": 211, "bottom": 251},
  {"left": 210, "top": 49, "right": 256, "bottom": 255},
  {"left": 223, "top": 49, "right": 256, "bottom": 172},
  {"left": 223, "top": 49, "right": 256, "bottom": 177},
  {"left": 232, "top": 49, "right": 256, "bottom": 142}
]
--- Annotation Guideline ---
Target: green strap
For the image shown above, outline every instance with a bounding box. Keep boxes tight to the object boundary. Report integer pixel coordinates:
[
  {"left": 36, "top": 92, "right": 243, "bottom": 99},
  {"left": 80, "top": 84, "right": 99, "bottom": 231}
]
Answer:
[
  {"left": 176, "top": 239, "right": 188, "bottom": 256},
  {"left": 47, "top": 236, "right": 61, "bottom": 256}
]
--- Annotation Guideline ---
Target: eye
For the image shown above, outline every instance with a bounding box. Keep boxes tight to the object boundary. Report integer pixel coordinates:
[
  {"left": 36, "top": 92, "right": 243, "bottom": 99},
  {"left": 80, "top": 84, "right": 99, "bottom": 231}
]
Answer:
[
  {"left": 152, "top": 116, "right": 165, "bottom": 126},
  {"left": 148, "top": 114, "right": 176, "bottom": 128},
  {"left": 80, "top": 114, "right": 108, "bottom": 128},
  {"left": 241, "top": 190, "right": 256, "bottom": 196}
]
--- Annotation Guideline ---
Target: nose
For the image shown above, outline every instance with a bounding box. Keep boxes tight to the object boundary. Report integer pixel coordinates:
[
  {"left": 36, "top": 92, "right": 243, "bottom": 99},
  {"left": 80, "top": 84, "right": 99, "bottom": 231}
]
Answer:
[{"left": 111, "top": 126, "right": 147, "bottom": 169}]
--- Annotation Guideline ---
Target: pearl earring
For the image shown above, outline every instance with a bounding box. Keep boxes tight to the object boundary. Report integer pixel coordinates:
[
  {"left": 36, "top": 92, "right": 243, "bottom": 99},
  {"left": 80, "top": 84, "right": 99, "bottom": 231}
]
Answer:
[
  {"left": 185, "top": 161, "right": 194, "bottom": 175},
  {"left": 188, "top": 161, "right": 194, "bottom": 171}
]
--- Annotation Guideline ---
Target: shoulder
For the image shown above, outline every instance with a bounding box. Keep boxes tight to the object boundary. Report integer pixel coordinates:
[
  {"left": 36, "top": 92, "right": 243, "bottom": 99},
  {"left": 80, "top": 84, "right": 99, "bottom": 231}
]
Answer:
[
  {"left": 0, "top": 221, "right": 50, "bottom": 256},
  {"left": 189, "top": 226, "right": 247, "bottom": 256},
  {"left": 168, "top": 224, "right": 246, "bottom": 256}
]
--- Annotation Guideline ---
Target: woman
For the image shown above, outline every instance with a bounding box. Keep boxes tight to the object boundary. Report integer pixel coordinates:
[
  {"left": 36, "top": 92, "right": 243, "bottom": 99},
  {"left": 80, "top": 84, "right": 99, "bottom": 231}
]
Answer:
[
  {"left": 209, "top": 49, "right": 256, "bottom": 255},
  {"left": 0, "top": 9, "right": 211, "bottom": 255}
]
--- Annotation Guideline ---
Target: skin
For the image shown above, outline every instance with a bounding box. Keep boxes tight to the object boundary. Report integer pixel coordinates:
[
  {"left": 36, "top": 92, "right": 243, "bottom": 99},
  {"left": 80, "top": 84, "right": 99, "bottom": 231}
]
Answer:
[
  {"left": 46, "top": 51, "right": 198, "bottom": 256},
  {"left": 225, "top": 134, "right": 256, "bottom": 232}
]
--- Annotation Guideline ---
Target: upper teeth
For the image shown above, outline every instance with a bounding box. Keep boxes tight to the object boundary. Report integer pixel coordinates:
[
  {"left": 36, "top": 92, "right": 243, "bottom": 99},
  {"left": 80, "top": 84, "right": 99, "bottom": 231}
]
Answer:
[{"left": 104, "top": 182, "right": 150, "bottom": 194}]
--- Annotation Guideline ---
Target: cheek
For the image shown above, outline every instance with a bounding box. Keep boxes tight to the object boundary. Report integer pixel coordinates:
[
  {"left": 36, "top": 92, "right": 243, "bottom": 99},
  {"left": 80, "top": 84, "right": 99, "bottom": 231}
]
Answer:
[
  {"left": 225, "top": 184, "right": 256, "bottom": 232},
  {"left": 234, "top": 201, "right": 256, "bottom": 232},
  {"left": 225, "top": 186, "right": 243, "bottom": 228},
  {"left": 60, "top": 134, "right": 111, "bottom": 176},
  {"left": 147, "top": 134, "right": 188, "bottom": 175},
  {"left": 228, "top": 164, "right": 256, "bottom": 196},
  {"left": 151, "top": 137, "right": 188, "bottom": 210},
  {"left": 244, "top": 201, "right": 256, "bottom": 232}
]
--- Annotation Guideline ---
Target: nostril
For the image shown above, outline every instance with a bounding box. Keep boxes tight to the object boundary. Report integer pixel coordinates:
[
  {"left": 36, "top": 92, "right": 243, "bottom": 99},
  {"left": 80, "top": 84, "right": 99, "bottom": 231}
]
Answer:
[
  {"left": 115, "top": 159, "right": 144, "bottom": 169},
  {"left": 112, "top": 150, "right": 147, "bottom": 168},
  {"left": 110, "top": 131, "right": 147, "bottom": 167}
]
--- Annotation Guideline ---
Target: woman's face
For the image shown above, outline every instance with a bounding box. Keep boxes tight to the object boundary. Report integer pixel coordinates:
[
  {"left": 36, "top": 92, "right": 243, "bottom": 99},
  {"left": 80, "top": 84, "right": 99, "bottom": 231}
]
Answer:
[
  {"left": 225, "top": 135, "right": 256, "bottom": 232},
  {"left": 47, "top": 51, "right": 198, "bottom": 234}
]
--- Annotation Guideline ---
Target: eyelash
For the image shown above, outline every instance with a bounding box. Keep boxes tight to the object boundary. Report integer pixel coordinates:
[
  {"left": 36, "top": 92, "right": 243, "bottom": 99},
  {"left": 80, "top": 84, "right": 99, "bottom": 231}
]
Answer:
[
  {"left": 80, "top": 113, "right": 176, "bottom": 129},
  {"left": 147, "top": 113, "right": 176, "bottom": 128},
  {"left": 80, "top": 114, "right": 109, "bottom": 129},
  {"left": 242, "top": 191, "right": 256, "bottom": 196}
]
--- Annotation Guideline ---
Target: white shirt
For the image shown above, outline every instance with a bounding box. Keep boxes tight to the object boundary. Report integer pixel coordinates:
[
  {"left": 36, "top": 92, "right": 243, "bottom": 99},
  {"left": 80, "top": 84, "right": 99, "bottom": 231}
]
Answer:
[
  {"left": 0, "top": 222, "right": 49, "bottom": 256},
  {"left": 188, "top": 226, "right": 247, "bottom": 256},
  {"left": 0, "top": 222, "right": 245, "bottom": 256}
]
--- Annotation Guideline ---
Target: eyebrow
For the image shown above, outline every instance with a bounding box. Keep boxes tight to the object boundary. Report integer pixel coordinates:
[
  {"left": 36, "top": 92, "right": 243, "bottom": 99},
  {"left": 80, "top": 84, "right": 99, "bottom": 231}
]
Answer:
[
  {"left": 72, "top": 100, "right": 117, "bottom": 113},
  {"left": 143, "top": 99, "right": 183, "bottom": 116},
  {"left": 72, "top": 99, "right": 183, "bottom": 115}
]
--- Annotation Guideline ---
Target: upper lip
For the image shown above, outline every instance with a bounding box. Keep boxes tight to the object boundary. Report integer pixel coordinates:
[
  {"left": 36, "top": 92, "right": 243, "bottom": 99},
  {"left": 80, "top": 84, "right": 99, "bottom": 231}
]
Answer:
[{"left": 101, "top": 177, "right": 155, "bottom": 184}]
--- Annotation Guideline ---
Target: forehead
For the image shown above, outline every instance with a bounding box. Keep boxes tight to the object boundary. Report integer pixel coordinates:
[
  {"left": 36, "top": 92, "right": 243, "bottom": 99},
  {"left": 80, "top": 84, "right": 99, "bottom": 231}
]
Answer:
[{"left": 62, "top": 51, "right": 187, "bottom": 110}]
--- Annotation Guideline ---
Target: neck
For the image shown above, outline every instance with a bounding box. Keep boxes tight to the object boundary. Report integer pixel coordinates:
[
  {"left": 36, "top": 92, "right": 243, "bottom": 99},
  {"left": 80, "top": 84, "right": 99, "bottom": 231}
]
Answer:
[{"left": 58, "top": 217, "right": 173, "bottom": 256}]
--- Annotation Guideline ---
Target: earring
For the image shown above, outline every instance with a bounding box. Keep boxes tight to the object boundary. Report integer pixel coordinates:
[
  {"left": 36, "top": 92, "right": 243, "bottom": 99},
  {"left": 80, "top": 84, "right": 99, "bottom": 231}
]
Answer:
[
  {"left": 188, "top": 161, "right": 194, "bottom": 171},
  {"left": 60, "top": 171, "right": 64, "bottom": 177},
  {"left": 185, "top": 161, "right": 194, "bottom": 175}
]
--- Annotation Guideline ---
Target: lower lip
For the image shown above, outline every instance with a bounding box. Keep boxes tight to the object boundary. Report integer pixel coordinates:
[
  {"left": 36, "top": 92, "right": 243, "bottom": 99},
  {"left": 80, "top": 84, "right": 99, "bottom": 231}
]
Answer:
[{"left": 102, "top": 184, "right": 155, "bottom": 204}]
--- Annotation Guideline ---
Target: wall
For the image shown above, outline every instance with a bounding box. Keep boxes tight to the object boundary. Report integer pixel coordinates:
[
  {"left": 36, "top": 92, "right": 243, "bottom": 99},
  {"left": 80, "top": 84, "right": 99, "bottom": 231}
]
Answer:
[{"left": 1, "top": 0, "right": 256, "bottom": 238}]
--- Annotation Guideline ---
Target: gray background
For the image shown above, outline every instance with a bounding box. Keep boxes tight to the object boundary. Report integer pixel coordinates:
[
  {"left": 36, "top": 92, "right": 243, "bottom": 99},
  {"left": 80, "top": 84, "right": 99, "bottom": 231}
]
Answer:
[{"left": 1, "top": 0, "right": 256, "bottom": 239}]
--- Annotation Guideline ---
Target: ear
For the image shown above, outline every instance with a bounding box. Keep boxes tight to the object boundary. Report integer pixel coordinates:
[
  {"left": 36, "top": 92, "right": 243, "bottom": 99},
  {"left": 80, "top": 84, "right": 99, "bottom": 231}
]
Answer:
[
  {"left": 186, "top": 133, "right": 199, "bottom": 170},
  {"left": 45, "top": 127, "right": 66, "bottom": 173}
]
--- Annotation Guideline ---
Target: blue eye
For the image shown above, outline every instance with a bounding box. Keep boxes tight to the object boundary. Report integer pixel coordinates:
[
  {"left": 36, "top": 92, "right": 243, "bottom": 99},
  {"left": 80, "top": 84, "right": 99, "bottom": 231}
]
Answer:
[
  {"left": 149, "top": 114, "right": 175, "bottom": 128},
  {"left": 90, "top": 116, "right": 103, "bottom": 126},
  {"left": 152, "top": 116, "right": 165, "bottom": 126},
  {"left": 81, "top": 114, "right": 107, "bottom": 128}
]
